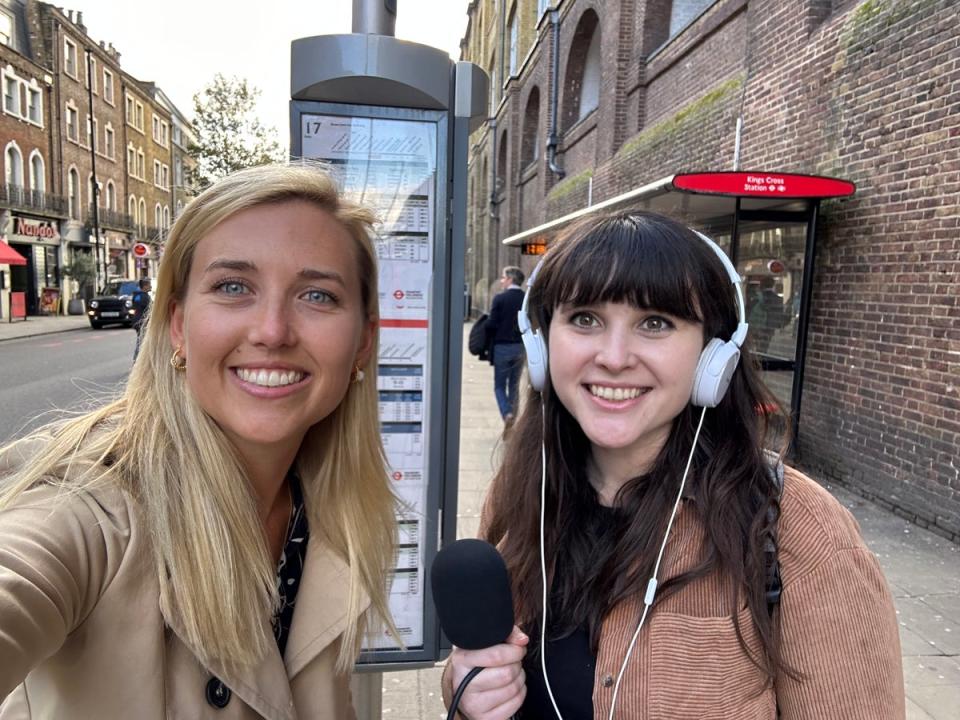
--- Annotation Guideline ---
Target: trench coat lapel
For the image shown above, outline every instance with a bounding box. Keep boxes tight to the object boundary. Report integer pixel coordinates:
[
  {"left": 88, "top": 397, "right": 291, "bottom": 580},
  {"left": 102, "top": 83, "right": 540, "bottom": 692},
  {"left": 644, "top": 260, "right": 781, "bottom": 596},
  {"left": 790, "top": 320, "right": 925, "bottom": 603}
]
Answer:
[
  {"left": 162, "top": 601, "right": 296, "bottom": 720},
  {"left": 284, "top": 533, "right": 370, "bottom": 678}
]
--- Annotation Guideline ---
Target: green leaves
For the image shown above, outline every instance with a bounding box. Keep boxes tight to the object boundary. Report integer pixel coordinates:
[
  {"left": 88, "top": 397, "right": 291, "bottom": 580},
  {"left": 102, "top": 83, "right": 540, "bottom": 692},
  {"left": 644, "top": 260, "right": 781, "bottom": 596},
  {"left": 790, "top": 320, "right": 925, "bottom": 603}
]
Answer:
[{"left": 187, "top": 74, "right": 284, "bottom": 190}]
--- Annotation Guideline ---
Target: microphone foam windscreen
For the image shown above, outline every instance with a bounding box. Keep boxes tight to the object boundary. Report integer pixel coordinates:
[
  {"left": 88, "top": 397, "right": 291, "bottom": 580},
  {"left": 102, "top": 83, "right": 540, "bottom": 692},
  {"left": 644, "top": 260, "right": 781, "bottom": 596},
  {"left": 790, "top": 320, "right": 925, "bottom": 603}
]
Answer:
[{"left": 430, "top": 538, "right": 515, "bottom": 650}]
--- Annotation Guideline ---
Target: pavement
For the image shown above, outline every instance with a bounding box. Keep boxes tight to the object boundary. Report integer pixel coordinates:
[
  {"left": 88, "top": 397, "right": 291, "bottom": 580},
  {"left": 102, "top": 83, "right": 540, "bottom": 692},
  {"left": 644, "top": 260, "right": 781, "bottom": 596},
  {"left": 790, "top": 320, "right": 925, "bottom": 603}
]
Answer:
[
  {"left": 0, "top": 313, "right": 91, "bottom": 342},
  {"left": 7, "top": 318, "right": 956, "bottom": 718}
]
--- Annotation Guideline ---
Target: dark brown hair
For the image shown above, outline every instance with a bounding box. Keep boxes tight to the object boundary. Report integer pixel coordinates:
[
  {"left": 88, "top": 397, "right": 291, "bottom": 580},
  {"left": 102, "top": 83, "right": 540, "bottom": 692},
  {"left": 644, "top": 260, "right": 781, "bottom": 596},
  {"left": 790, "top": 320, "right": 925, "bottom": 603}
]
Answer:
[{"left": 483, "top": 211, "right": 790, "bottom": 678}]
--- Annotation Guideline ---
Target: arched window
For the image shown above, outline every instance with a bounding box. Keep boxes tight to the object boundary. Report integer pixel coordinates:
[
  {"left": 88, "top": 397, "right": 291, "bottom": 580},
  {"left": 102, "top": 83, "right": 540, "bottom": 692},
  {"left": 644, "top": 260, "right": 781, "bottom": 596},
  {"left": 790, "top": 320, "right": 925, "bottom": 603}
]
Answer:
[
  {"left": 138, "top": 198, "right": 146, "bottom": 234},
  {"left": 562, "top": 10, "right": 601, "bottom": 130},
  {"left": 129, "top": 194, "right": 137, "bottom": 225},
  {"left": 163, "top": 205, "right": 170, "bottom": 230},
  {"left": 176, "top": 199, "right": 183, "bottom": 217},
  {"left": 88, "top": 173, "right": 96, "bottom": 207},
  {"left": 68, "top": 166, "right": 80, "bottom": 219},
  {"left": 105, "top": 180, "right": 116, "bottom": 210},
  {"left": 521, "top": 87, "right": 541, "bottom": 168},
  {"left": 28, "top": 151, "right": 44, "bottom": 192},
  {"left": 154, "top": 203, "right": 162, "bottom": 229},
  {"left": 4, "top": 142, "right": 23, "bottom": 187}
]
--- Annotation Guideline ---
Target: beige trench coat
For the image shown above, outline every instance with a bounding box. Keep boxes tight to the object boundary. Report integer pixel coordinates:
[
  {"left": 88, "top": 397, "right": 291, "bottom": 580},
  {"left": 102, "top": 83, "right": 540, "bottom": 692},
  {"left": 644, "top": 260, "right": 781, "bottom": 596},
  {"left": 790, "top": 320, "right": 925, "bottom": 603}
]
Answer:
[{"left": 0, "top": 482, "right": 365, "bottom": 719}]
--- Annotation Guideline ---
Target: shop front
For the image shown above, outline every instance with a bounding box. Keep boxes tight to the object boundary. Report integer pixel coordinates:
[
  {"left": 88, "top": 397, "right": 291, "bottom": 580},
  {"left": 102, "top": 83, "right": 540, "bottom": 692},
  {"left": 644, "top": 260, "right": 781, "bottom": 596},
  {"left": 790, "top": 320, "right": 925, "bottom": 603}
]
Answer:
[
  {"left": 502, "top": 171, "right": 856, "bottom": 444},
  {"left": 5, "top": 214, "right": 62, "bottom": 316}
]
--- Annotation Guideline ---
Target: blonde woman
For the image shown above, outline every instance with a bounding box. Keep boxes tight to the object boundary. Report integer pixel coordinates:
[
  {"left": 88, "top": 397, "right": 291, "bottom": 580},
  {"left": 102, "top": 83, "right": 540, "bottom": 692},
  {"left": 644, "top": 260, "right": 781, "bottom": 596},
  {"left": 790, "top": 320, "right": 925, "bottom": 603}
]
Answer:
[{"left": 0, "top": 164, "right": 396, "bottom": 718}]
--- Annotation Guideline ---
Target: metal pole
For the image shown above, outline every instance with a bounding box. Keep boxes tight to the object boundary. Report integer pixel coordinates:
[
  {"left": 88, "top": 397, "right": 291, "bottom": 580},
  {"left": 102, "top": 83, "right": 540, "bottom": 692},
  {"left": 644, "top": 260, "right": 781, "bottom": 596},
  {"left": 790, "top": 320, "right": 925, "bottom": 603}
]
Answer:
[
  {"left": 85, "top": 49, "right": 104, "bottom": 291},
  {"left": 352, "top": 0, "right": 396, "bottom": 36}
]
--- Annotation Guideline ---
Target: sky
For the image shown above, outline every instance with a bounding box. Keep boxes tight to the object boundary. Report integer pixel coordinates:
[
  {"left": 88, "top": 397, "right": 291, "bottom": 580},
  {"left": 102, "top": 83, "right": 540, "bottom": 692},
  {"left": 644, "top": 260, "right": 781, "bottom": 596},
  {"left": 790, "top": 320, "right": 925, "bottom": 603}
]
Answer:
[{"left": 66, "top": 0, "right": 471, "bottom": 149}]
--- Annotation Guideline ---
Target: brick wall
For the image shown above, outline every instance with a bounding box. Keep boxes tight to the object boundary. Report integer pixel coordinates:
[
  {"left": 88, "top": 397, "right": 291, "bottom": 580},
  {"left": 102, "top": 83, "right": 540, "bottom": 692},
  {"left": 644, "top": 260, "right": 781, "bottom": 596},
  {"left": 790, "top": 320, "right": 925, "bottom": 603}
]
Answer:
[{"left": 460, "top": 0, "right": 960, "bottom": 537}]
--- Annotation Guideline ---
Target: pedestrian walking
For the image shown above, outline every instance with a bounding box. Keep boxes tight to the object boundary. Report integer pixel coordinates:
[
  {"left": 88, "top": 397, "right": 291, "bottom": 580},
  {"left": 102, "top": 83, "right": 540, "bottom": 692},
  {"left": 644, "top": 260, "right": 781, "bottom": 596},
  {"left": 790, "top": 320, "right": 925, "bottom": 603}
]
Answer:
[
  {"left": 0, "top": 163, "right": 398, "bottom": 718},
  {"left": 485, "top": 266, "right": 526, "bottom": 425},
  {"left": 443, "top": 212, "right": 904, "bottom": 719},
  {"left": 131, "top": 276, "right": 152, "bottom": 362}
]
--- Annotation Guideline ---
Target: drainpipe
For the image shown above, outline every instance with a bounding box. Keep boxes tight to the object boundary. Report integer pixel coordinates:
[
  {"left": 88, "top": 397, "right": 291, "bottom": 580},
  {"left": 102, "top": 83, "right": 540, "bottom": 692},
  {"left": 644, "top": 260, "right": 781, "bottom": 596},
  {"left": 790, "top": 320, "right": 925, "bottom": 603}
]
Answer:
[
  {"left": 488, "top": 117, "right": 498, "bottom": 219},
  {"left": 547, "top": 9, "right": 565, "bottom": 178}
]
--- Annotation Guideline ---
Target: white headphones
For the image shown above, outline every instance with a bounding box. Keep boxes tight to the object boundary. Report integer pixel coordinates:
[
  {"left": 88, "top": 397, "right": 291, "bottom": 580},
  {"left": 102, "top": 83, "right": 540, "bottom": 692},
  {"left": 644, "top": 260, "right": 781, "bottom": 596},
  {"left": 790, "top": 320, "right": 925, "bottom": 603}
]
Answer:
[{"left": 517, "top": 228, "right": 749, "bottom": 408}]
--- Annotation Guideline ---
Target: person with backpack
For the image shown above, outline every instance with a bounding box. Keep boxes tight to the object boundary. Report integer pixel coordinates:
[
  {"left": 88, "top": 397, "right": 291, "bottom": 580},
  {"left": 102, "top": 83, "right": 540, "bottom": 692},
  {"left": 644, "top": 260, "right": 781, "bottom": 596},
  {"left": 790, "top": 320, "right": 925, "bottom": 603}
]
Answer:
[
  {"left": 131, "top": 277, "right": 152, "bottom": 362},
  {"left": 442, "top": 212, "right": 903, "bottom": 719},
  {"left": 484, "top": 266, "right": 526, "bottom": 426}
]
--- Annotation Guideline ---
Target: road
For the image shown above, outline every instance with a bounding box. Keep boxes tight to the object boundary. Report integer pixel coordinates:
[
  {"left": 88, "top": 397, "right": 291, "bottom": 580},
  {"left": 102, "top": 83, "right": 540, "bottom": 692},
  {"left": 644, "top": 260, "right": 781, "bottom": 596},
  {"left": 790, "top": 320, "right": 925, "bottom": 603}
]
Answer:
[{"left": 0, "top": 327, "right": 135, "bottom": 444}]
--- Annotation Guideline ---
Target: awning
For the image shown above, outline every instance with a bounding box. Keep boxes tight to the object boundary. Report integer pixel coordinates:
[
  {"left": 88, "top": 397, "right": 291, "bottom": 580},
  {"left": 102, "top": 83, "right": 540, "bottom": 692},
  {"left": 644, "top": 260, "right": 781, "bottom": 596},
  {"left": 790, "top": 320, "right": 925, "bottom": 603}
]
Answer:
[
  {"left": 503, "top": 171, "right": 856, "bottom": 246},
  {"left": 0, "top": 240, "right": 27, "bottom": 266}
]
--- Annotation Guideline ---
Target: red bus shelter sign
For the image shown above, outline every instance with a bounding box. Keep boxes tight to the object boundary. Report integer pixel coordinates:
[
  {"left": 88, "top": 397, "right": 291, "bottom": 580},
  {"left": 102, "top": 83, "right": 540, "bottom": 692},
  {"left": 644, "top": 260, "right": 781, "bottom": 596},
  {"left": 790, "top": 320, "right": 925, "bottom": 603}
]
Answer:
[{"left": 672, "top": 172, "right": 855, "bottom": 199}]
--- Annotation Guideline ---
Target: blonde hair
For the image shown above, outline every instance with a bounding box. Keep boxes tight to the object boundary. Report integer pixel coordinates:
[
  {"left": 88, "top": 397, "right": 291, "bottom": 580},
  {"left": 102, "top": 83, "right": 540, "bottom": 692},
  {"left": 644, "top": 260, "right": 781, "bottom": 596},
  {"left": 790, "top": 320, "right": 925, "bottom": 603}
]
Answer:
[{"left": 0, "top": 163, "right": 396, "bottom": 672}]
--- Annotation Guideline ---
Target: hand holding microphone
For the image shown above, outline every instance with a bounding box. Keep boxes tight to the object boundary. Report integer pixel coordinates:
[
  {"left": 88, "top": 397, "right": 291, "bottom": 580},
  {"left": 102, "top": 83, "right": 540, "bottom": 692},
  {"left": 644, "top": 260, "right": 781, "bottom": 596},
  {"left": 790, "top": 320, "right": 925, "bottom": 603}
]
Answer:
[{"left": 431, "top": 539, "right": 528, "bottom": 720}]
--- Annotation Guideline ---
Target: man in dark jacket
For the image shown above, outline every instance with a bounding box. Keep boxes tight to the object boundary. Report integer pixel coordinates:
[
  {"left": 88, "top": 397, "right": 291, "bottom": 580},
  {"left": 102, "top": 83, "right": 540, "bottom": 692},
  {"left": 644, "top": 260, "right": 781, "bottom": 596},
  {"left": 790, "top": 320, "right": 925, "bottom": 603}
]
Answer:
[{"left": 485, "top": 266, "right": 525, "bottom": 424}]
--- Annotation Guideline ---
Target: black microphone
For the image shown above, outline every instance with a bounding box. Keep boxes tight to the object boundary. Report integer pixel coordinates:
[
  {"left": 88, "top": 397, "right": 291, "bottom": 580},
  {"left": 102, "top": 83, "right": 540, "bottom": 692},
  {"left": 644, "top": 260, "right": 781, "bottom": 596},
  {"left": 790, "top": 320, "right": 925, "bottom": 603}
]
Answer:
[{"left": 431, "top": 539, "right": 516, "bottom": 719}]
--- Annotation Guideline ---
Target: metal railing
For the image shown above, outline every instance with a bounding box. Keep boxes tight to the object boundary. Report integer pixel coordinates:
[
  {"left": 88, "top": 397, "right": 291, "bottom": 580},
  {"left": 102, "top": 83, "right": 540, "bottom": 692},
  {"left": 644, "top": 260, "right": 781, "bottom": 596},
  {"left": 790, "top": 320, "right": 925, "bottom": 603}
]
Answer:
[{"left": 0, "top": 184, "right": 68, "bottom": 215}]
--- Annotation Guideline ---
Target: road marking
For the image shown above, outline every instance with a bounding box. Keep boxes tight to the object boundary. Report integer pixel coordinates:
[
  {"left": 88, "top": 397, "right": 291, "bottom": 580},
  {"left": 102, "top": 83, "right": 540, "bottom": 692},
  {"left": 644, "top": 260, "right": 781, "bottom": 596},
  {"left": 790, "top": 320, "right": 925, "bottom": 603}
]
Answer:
[{"left": 39, "top": 342, "right": 63, "bottom": 348}]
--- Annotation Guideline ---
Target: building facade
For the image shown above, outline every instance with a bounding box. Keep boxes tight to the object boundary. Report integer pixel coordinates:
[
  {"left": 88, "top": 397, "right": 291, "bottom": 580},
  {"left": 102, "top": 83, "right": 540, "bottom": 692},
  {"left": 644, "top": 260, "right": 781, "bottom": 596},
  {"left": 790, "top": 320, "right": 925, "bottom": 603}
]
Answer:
[
  {"left": 0, "top": 0, "right": 61, "bottom": 319},
  {"left": 460, "top": 0, "right": 960, "bottom": 538},
  {"left": 0, "top": 0, "right": 194, "bottom": 316}
]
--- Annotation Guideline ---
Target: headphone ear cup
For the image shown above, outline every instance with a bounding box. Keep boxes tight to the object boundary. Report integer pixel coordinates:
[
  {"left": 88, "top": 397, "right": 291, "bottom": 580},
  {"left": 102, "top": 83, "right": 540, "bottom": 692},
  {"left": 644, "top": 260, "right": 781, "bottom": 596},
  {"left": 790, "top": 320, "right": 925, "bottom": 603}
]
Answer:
[
  {"left": 522, "top": 328, "right": 548, "bottom": 392},
  {"left": 692, "top": 338, "right": 741, "bottom": 408}
]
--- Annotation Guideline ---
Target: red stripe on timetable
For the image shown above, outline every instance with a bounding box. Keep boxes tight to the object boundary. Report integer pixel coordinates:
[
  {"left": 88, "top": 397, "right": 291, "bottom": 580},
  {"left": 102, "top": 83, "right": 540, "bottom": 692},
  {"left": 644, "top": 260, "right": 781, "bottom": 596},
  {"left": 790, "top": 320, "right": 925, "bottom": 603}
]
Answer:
[{"left": 380, "top": 319, "right": 429, "bottom": 328}]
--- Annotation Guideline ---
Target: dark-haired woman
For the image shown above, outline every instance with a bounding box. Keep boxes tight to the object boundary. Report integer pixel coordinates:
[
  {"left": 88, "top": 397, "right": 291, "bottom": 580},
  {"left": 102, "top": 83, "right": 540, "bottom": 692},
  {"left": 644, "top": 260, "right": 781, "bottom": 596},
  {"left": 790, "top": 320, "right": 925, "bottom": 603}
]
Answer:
[{"left": 442, "top": 212, "right": 903, "bottom": 719}]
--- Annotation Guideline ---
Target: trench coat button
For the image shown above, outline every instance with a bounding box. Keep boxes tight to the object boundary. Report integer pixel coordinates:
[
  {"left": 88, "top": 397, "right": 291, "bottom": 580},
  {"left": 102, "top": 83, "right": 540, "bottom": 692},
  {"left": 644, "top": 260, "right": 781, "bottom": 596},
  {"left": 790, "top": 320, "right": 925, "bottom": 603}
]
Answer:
[
  {"left": 206, "top": 678, "right": 231, "bottom": 708},
  {"left": 602, "top": 674, "right": 614, "bottom": 688}
]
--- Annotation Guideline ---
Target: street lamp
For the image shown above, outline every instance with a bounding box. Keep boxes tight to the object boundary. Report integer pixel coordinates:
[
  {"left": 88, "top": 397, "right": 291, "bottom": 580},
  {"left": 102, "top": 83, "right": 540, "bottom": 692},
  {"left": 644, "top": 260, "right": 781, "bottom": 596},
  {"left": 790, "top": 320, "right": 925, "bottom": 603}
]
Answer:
[{"left": 85, "top": 48, "right": 106, "bottom": 290}]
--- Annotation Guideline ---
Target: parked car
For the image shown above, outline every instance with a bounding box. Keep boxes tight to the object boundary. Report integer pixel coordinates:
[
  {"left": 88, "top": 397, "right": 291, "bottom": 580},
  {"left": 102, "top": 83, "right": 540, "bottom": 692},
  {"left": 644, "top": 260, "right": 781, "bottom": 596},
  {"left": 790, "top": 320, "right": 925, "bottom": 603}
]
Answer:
[{"left": 87, "top": 279, "right": 143, "bottom": 329}]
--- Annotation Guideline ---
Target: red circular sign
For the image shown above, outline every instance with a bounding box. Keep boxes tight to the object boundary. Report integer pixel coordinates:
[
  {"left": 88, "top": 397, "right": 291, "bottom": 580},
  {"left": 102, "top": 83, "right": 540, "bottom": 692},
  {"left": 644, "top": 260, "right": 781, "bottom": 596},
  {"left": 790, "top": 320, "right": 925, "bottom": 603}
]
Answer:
[
  {"left": 393, "top": 290, "right": 404, "bottom": 300},
  {"left": 132, "top": 242, "right": 149, "bottom": 257},
  {"left": 392, "top": 471, "right": 402, "bottom": 481}
]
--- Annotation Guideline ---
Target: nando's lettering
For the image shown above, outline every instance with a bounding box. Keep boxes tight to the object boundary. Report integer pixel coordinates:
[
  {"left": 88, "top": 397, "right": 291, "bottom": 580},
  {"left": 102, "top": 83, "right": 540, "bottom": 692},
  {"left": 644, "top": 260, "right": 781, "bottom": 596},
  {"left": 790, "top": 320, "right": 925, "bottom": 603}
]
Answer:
[{"left": 13, "top": 217, "right": 60, "bottom": 241}]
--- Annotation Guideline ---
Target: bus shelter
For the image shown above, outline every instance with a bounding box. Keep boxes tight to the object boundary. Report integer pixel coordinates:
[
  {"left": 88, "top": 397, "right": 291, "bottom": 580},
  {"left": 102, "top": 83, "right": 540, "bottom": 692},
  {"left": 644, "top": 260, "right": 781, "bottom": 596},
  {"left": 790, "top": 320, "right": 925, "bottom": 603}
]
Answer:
[{"left": 501, "top": 171, "right": 856, "bottom": 443}]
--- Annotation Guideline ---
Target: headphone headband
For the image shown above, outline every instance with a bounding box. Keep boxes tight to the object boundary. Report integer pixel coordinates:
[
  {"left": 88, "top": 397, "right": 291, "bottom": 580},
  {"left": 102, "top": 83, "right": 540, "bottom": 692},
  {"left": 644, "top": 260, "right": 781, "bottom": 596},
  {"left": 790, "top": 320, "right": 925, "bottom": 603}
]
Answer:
[{"left": 517, "top": 223, "right": 750, "bottom": 407}]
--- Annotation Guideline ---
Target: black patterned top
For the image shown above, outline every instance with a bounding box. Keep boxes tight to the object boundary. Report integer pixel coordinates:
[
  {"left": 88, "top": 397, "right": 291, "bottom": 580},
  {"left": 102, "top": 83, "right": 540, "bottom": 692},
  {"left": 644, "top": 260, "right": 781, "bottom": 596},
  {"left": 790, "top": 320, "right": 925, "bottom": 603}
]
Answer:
[{"left": 273, "top": 473, "right": 309, "bottom": 657}]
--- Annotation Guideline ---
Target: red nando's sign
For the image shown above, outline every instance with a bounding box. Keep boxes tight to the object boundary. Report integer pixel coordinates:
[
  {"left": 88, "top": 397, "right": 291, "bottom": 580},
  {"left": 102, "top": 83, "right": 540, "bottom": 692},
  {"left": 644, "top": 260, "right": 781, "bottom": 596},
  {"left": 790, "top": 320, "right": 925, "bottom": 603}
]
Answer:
[{"left": 13, "top": 217, "right": 60, "bottom": 241}]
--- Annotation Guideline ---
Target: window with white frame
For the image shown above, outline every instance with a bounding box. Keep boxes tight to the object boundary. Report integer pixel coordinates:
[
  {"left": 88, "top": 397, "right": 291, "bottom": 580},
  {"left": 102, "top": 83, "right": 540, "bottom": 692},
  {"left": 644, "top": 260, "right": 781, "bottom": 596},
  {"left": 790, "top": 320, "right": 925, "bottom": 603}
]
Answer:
[
  {"left": 66, "top": 103, "right": 79, "bottom": 142},
  {"left": 138, "top": 198, "right": 146, "bottom": 233},
  {"left": 87, "top": 173, "right": 96, "bottom": 207},
  {"left": 154, "top": 203, "right": 161, "bottom": 229},
  {"left": 129, "top": 194, "right": 137, "bottom": 223},
  {"left": 161, "top": 164, "right": 169, "bottom": 189},
  {"left": 137, "top": 149, "right": 145, "bottom": 179},
  {"left": 29, "top": 151, "right": 44, "bottom": 192},
  {"left": 152, "top": 115, "right": 159, "bottom": 142},
  {"left": 126, "top": 94, "right": 144, "bottom": 132},
  {"left": 0, "top": 11, "right": 12, "bottom": 46},
  {"left": 160, "top": 120, "right": 169, "bottom": 147},
  {"left": 103, "top": 68, "right": 114, "bottom": 104},
  {"left": 104, "top": 124, "right": 115, "bottom": 159},
  {"left": 153, "top": 158, "right": 161, "bottom": 186},
  {"left": 86, "top": 55, "right": 97, "bottom": 93},
  {"left": 163, "top": 205, "right": 170, "bottom": 230},
  {"left": 3, "top": 71, "right": 18, "bottom": 114},
  {"left": 87, "top": 115, "right": 98, "bottom": 151},
  {"left": 176, "top": 199, "right": 183, "bottom": 217},
  {"left": 68, "top": 166, "right": 80, "bottom": 219},
  {"left": 5, "top": 142, "right": 23, "bottom": 186},
  {"left": 174, "top": 156, "right": 182, "bottom": 186},
  {"left": 27, "top": 85, "right": 41, "bottom": 124},
  {"left": 127, "top": 144, "right": 136, "bottom": 176},
  {"left": 105, "top": 180, "right": 115, "bottom": 210},
  {"left": 64, "top": 37, "right": 78, "bottom": 78},
  {"left": 508, "top": 6, "right": 519, "bottom": 76}
]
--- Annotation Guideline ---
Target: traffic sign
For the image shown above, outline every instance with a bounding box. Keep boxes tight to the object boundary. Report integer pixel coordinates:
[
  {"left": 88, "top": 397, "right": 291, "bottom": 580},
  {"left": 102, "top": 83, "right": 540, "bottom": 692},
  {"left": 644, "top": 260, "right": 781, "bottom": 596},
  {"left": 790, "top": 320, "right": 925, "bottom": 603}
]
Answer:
[{"left": 132, "top": 242, "right": 150, "bottom": 257}]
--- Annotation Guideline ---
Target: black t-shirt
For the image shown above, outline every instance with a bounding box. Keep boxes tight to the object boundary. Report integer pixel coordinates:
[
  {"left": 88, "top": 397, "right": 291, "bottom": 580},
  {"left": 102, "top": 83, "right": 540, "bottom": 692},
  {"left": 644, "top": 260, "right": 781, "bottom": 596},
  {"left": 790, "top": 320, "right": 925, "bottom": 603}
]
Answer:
[{"left": 519, "top": 505, "right": 620, "bottom": 718}]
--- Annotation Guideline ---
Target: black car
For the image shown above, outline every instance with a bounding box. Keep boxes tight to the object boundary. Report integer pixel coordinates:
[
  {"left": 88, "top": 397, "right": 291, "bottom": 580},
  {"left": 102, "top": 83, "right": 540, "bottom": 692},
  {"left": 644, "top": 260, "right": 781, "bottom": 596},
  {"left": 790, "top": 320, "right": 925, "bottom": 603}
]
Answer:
[{"left": 87, "top": 279, "right": 144, "bottom": 329}]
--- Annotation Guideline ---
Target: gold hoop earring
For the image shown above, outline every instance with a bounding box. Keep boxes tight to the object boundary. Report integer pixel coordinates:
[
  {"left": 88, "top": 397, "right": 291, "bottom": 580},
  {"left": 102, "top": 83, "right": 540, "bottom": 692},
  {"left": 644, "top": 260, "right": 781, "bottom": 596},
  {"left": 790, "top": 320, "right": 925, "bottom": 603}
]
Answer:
[
  {"left": 351, "top": 365, "right": 365, "bottom": 384},
  {"left": 170, "top": 345, "right": 186, "bottom": 372}
]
